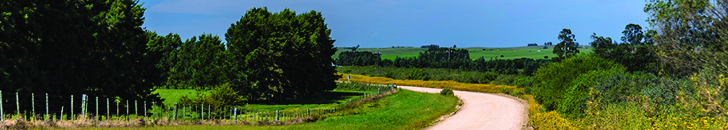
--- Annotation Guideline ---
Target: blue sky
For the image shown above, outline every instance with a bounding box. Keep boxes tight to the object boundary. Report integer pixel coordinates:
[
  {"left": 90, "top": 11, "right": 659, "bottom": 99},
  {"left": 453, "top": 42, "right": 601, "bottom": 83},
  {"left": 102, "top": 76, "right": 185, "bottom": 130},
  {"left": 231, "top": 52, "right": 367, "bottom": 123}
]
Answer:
[{"left": 141, "top": 0, "right": 649, "bottom": 48}]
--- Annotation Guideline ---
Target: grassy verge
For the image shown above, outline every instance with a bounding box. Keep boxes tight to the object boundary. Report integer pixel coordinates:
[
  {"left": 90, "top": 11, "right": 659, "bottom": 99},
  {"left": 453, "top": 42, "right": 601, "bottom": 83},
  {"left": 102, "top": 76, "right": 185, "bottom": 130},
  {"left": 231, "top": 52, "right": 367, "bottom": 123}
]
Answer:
[{"left": 95, "top": 89, "right": 458, "bottom": 130}]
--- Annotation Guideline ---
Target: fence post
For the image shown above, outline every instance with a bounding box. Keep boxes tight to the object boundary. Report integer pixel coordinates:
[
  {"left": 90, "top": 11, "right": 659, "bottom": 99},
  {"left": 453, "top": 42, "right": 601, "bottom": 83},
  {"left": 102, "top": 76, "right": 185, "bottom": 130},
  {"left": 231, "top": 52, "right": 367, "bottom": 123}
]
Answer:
[
  {"left": 307, "top": 109, "right": 310, "bottom": 117},
  {"left": 173, "top": 102, "right": 177, "bottom": 121},
  {"left": 116, "top": 100, "right": 119, "bottom": 118},
  {"left": 135, "top": 100, "right": 138, "bottom": 119},
  {"left": 144, "top": 101, "right": 147, "bottom": 118},
  {"left": 71, "top": 95, "right": 74, "bottom": 119},
  {"left": 208, "top": 104, "right": 210, "bottom": 120},
  {"left": 60, "top": 106, "right": 64, "bottom": 120},
  {"left": 275, "top": 110, "right": 279, "bottom": 122},
  {"left": 14, "top": 92, "right": 19, "bottom": 118},
  {"left": 95, "top": 96, "right": 98, "bottom": 120},
  {"left": 46, "top": 93, "right": 49, "bottom": 120},
  {"left": 106, "top": 98, "right": 109, "bottom": 120},
  {"left": 233, "top": 107, "right": 237, "bottom": 122},
  {"left": 32, "top": 93, "right": 35, "bottom": 119},
  {"left": 152, "top": 101, "right": 155, "bottom": 120},
  {"left": 80, "top": 94, "right": 85, "bottom": 115},
  {"left": 0, "top": 90, "right": 3, "bottom": 121},
  {"left": 201, "top": 103, "right": 204, "bottom": 120},
  {"left": 126, "top": 100, "right": 129, "bottom": 121},
  {"left": 182, "top": 105, "right": 185, "bottom": 121}
]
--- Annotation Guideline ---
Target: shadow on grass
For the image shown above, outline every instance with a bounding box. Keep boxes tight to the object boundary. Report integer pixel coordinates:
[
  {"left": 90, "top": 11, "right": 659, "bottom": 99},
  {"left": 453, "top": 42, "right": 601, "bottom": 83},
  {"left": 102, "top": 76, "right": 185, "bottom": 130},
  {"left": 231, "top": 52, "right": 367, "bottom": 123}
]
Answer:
[{"left": 255, "top": 91, "right": 362, "bottom": 105}]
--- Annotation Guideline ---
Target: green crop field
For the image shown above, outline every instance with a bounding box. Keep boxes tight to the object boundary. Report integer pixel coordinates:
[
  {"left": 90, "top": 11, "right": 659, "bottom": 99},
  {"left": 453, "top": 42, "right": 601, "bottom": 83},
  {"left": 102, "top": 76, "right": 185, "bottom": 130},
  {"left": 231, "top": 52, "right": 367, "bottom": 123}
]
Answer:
[
  {"left": 114, "top": 89, "right": 458, "bottom": 130},
  {"left": 335, "top": 45, "right": 592, "bottom": 60}
]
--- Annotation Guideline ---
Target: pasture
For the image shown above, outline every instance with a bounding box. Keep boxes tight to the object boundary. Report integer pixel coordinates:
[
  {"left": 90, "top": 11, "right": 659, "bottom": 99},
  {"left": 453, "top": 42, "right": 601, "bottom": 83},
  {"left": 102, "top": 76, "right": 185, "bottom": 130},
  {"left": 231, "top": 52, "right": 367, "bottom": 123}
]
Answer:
[{"left": 335, "top": 45, "right": 592, "bottom": 60}]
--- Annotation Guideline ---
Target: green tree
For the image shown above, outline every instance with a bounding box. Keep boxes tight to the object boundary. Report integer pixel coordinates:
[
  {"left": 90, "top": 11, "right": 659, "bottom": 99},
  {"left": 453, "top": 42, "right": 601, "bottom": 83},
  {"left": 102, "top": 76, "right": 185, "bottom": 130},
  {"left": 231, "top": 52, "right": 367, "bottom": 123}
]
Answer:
[
  {"left": 225, "top": 8, "right": 338, "bottom": 102},
  {"left": 554, "top": 28, "right": 580, "bottom": 60},
  {"left": 620, "top": 23, "right": 644, "bottom": 45},
  {"left": 645, "top": 0, "right": 728, "bottom": 76},
  {"left": 0, "top": 0, "right": 162, "bottom": 113}
]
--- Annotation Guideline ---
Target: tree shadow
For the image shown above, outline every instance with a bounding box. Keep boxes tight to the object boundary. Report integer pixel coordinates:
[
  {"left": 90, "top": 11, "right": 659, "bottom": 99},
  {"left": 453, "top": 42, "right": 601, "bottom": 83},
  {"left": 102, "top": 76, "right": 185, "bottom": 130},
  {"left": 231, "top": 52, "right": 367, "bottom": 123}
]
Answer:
[{"left": 260, "top": 91, "right": 362, "bottom": 105}]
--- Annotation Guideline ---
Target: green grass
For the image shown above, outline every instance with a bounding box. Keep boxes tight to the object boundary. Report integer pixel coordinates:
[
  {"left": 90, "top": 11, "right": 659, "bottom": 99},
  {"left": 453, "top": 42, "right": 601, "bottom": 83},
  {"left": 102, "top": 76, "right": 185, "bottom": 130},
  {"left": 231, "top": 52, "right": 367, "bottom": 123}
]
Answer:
[
  {"left": 112, "top": 89, "right": 458, "bottom": 130},
  {"left": 152, "top": 89, "right": 205, "bottom": 105},
  {"left": 335, "top": 46, "right": 592, "bottom": 60},
  {"left": 152, "top": 83, "right": 385, "bottom": 112}
]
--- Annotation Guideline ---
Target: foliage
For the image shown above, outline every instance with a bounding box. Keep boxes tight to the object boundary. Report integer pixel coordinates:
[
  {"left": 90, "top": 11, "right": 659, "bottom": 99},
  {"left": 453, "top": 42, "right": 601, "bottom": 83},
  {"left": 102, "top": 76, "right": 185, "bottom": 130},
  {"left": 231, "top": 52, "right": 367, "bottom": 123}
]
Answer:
[
  {"left": 529, "top": 111, "right": 576, "bottom": 130},
  {"left": 590, "top": 24, "right": 658, "bottom": 73},
  {"left": 163, "top": 34, "right": 227, "bottom": 89},
  {"left": 440, "top": 88, "right": 454, "bottom": 96},
  {"left": 0, "top": 0, "right": 162, "bottom": 114},
  {"left": 533, "top": 55, "right": 625, "bottom": 111},
  {"left": 179, "top": 83, "right": 245, "bottom": 106},
  {"left": 644, "top": 0, "right": 728, "bottom": 77},
  {"left": 553, "top": 28, "right": 580, "bottom": 60},
  {"left": 335, "top": 51, "right": 379, "bottom": 66},
  {"left": 224, "top": 7, "right": 338, "bottom": 102}
]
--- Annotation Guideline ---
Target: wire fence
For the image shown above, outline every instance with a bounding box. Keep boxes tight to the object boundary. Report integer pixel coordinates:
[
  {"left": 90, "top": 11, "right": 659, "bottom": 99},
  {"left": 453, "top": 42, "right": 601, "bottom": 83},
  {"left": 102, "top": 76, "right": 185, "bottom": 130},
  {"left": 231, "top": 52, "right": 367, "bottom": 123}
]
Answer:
[{"left": 0, "top": 83, "right": 398, "bottom": 123}]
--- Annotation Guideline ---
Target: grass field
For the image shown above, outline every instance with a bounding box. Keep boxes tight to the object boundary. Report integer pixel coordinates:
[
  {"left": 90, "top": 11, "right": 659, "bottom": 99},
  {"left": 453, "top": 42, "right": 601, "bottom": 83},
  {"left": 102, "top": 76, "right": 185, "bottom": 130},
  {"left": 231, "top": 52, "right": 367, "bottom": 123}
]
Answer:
[
  {"left": 335, "top": 45, "right": 592, "bottom": 60},
  {"left": 152, "top": 90, "right": 368, "bottom": 112},
  {"left": 102, "top": 89, "right": 458, "bottom": 130}
]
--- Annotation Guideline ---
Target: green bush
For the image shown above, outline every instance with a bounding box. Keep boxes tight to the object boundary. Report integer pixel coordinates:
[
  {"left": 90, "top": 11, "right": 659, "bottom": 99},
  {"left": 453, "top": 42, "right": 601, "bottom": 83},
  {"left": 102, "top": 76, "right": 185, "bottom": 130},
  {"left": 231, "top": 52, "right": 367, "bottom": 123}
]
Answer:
[
  {"left": 179, "top": 83, "right": 245, "bottom": 106},
  {"left": 406, "top": 68, "right": 430, "bottom": 80},
  {"left": 440, "top": 88, "right": 454, "bottom": 96},
  {"left": 558, "top": 68, "right": 623, "bottom": 118},
  {"left": 533, "top": 55, "right": 626, "bottom": 111}
]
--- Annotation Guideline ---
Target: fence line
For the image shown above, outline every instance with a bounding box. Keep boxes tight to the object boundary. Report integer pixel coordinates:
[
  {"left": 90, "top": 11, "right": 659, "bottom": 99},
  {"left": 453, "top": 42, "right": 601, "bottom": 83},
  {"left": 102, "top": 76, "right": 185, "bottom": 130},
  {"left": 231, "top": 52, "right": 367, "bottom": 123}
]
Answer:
[{"left": 0, "top": 82, "right": 397, "bottom": 124}]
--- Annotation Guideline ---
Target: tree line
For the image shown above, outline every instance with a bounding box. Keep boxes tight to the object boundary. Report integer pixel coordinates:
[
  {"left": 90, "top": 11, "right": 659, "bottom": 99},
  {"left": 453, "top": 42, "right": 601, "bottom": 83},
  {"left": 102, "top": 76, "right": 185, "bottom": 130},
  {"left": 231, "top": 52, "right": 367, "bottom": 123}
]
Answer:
[
  {"left": 336, "top": 47, "right": 549, "bottom": 76},
  {"left": 1, "top": 1, "right": 338, "bottom": 105}
]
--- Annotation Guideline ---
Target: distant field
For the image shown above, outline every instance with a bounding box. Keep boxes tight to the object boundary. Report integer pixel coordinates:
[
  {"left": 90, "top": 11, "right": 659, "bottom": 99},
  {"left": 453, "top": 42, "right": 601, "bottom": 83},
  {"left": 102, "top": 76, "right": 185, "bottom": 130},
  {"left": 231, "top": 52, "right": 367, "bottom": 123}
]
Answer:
[{"left": 335, "top": 45, "right": 592, "bottom": 60}]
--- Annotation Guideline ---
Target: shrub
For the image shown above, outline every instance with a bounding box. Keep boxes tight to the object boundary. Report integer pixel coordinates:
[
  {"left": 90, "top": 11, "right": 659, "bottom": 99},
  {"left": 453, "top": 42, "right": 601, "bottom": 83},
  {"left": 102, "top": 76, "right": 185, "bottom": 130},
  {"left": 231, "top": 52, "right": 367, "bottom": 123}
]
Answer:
[
  {"left": 405, "top": 68, "right": 430, "bottom": 80},
  {"left": 558, "top": 68, "right": 623, "bottom": 118},
  {"left": 179, "top": 83, "right": 245, "bottom": 106},
  {"left": 533, "top": 55, "right": 625, "bottom": 111},
  {"left": 440, "top": 88, "right": 454, "bottom": 96}
]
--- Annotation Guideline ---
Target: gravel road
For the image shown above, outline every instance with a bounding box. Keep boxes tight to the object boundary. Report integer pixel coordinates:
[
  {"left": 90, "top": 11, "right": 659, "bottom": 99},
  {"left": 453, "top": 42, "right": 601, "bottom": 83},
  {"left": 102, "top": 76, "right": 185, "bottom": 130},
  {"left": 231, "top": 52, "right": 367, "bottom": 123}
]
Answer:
[{"left": 399, "top": 86, "right": 528, "bottom": 130}]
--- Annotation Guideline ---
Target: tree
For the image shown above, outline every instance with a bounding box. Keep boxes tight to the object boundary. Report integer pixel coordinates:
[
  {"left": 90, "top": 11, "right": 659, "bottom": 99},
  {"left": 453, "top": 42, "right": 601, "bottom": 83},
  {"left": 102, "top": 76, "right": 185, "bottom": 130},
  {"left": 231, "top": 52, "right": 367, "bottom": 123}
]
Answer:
[
  {"left": 554, "top": 29, "right": 580, "bottom": 60},
  {"left": 0, "top": 0, "right": 163, "bottom": 113},
  {"left": 225, "top": 8, "right": 338, "bottom": 102},
  {"left": 645, "top": 0, "right": 728, "bottom": 76},
  {"left": 621, "top": 24, "right": 644, "bottom": 45}
]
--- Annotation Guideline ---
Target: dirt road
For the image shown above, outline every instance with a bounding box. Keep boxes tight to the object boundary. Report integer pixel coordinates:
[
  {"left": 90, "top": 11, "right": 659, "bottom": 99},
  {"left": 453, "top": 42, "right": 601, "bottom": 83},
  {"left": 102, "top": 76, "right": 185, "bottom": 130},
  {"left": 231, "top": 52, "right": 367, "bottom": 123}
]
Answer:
[{"left": 399, "top": 86, "right": 527, "bottom": 130}]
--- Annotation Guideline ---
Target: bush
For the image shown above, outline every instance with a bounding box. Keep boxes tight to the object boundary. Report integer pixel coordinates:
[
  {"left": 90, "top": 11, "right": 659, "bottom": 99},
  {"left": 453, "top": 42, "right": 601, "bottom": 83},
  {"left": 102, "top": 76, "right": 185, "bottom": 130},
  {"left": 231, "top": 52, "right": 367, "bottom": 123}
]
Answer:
[
  {"left": 179, "top": 83, "right": 245, "bottom": 106},
  {"left": 405, "top": 68, "right": 430, "bottom": 80},
  {"left": 533, "top": 55, "right": 625, "bottom": 111},
  {"left": 440, "top": 88, "right": 454, "bottom": 96}
]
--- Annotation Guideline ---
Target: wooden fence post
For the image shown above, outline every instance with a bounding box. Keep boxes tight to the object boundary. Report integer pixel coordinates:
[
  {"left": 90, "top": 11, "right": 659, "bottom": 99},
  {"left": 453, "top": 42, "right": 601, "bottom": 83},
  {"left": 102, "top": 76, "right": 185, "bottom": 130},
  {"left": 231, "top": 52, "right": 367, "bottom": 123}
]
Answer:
[
  {"left": 182, "top": 105, "right": 185, "bottom": 121},
  {"left": 152, "top": 101, "right": 155, "bottom": 120},
  {"left": 201, "top": 103, "right": 204, "bottom": 120},
  {"left": 126, "top": 100, "right": 128, "bottom": 121},
  {"left": 46, "top": 93, "right": 49, "bottom": 120},
  {"left": 173, "top": 102, "right": 177, "bottom": 121},
  {"left": 135, "top": 100, "right": 138, "bottom": 118},
  {"left": 70, "top": 95, "right": 73, "bottom": 120},
  {"left": 16, "top": 92, "right": 20, "bottom": 117},
  {"left": 0, "top": 90, "right": 3, "bottom": 121},
  {"left": 60, "top": 106, "right": 63, "bottom": 120},
  {"left": 32, "top": 93, "right": 35, "bottom": 119},
  {"left": 95, "top": 96, "right": 98, "bottom": 120},
  {"left": 106, "top": 98, "right": 109, "bottom": 120},
  {"left": 275, "top": 110, "right": 279, "bottom": 122},
  {"left": 144, "top": 101, "right": 147, "bottom": 118}
]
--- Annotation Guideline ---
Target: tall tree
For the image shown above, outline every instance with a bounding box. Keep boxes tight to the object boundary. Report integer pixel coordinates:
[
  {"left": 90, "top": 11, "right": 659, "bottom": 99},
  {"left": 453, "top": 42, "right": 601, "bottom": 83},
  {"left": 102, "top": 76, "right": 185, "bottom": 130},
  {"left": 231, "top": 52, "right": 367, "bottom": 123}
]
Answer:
[
  {"left": 0, "top": 0, "right": 162, "bottom": 112},
  {"left": 645, "top": 0, "right": 728, "bottom": 76},
  {"left": 554, "top": 28, "right": 580, "bottom": 60},
  {"left": 225, "top": 8, "right": 338, "bottom": 103},
  {"left": 621, "top": 23, "right": 644, "bottom": 45}
]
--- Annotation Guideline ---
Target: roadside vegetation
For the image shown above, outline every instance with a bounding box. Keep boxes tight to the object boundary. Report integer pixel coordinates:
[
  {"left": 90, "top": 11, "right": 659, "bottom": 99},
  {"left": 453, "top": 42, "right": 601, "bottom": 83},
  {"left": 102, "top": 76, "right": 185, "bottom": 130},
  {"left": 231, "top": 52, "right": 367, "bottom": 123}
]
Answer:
[{"left": 95, "top": 89, "right": 458, "bottom": 130}]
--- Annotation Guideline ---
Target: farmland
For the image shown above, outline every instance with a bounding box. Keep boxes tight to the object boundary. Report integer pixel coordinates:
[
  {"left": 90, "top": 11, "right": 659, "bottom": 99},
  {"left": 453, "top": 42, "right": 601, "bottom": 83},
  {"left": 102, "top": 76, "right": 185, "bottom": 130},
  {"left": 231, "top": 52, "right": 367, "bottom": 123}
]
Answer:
[{"left": 334, "top": 45, "right": 592, "bottom": 60}]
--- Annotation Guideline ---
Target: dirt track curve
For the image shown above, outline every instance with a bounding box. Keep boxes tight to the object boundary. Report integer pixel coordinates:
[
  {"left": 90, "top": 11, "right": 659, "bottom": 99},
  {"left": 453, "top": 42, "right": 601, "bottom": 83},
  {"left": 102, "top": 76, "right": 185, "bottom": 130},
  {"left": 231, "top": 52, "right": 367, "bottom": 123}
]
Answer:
[{"left": 399, "top": 86, "right": 528, "bottom": 130}]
